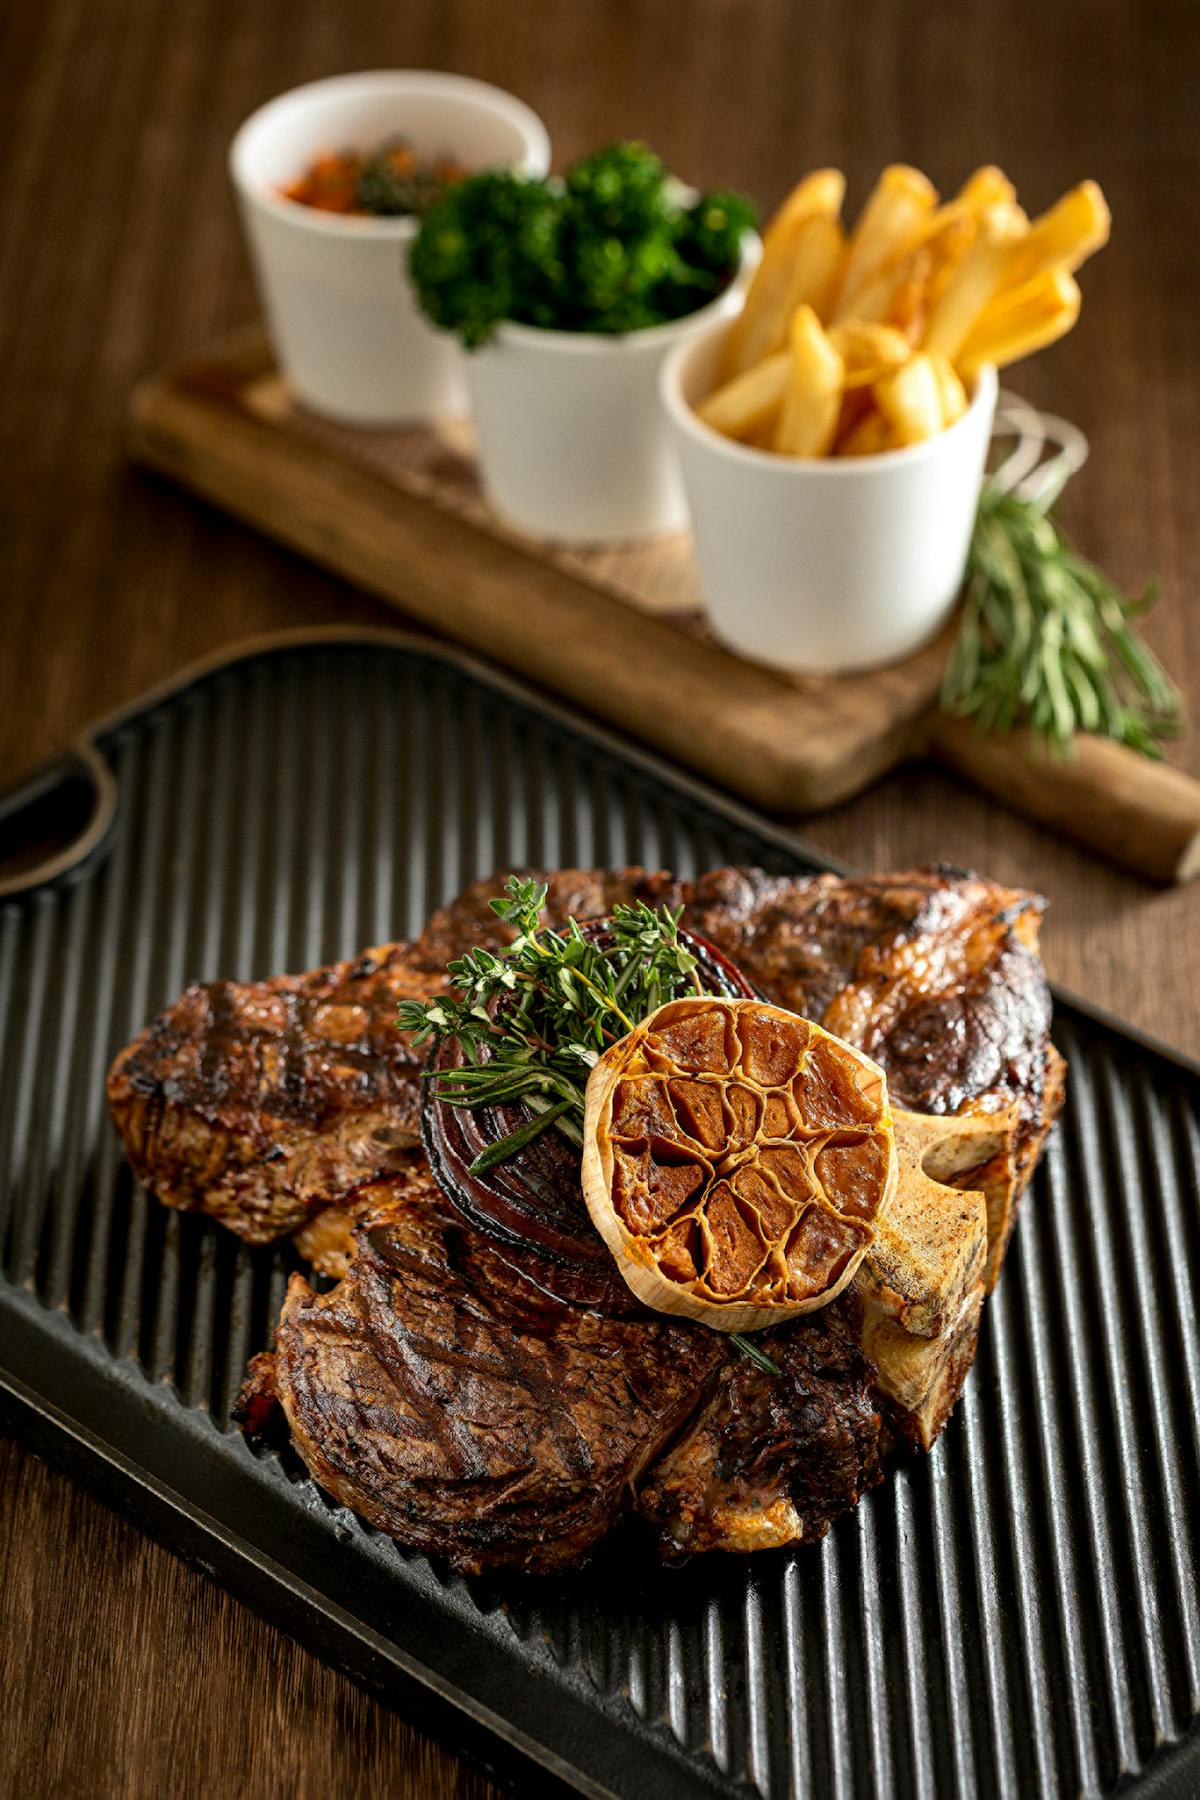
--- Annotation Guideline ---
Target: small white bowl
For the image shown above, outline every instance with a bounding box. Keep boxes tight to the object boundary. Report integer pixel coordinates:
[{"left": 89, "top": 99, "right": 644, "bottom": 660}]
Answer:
[
  {"left": 661, "top": 321, "right": 998, "bottom": 674},
  {"left": 461, "top": 239, "right": 759, "bottom": 545},
  {"left": 230, "top": 71, "right": 551, "bottom": 426}
]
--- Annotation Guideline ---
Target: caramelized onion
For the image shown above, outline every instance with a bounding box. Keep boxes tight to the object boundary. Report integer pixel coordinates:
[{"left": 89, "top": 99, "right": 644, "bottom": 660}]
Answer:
[{"left": 422, "top": 923, "right": 754, "bottom": 1313}]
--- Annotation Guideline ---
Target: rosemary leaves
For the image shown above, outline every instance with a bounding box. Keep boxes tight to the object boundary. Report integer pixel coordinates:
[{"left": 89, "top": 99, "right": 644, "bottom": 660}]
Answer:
[
  {"left": 397, "top": 876, "right": 703, "bottom": 1172},
  {"left": 940, "top": 470, "right": 1180, "bottom": 758}
]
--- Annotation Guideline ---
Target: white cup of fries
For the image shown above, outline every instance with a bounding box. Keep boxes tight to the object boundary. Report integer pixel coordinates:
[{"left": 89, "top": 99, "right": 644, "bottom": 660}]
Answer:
[{"left": 661, "top": 162, "right": 1109, "bottom": 674}]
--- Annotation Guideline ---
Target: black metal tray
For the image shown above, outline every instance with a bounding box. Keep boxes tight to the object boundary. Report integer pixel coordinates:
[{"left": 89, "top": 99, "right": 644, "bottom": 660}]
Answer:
[{"left": 1, "top": 631, "right": 1197, "bottom": 1799}]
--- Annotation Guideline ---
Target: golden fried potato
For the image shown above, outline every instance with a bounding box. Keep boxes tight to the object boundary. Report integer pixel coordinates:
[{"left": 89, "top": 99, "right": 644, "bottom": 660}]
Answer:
[{"left": 773, "top": 306, "right": 844, "bottom": 456}]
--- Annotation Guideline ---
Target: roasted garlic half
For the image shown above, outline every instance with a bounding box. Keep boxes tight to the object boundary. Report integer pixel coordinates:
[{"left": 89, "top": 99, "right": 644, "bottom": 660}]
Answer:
[{"left": 582, "top": 997, "right": 897, "bottom": 1329}]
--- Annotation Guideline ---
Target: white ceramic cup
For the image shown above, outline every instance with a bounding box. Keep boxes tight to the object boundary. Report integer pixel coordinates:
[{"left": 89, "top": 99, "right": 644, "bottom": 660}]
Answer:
[
  {"left": 229, "top": 72, "right": 551, "bottom": 426},
  {"left": 461, "top": 241, "right": 759, "bottom": 544},
  {"left": 661, "top": 321, "right": 998, "bottom": 673}
]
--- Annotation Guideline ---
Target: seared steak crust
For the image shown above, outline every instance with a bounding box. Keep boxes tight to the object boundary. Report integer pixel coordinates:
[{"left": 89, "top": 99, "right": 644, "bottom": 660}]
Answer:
[
  {"left": 272, "top": 1171, "right": 724, "bottom": 1575},
  {"left": 684, "top": 865, "right": 1051, "bottom": 1123},
  {"left": 117, "top": 862, "right": 1062, "bottom": 1571},
  {"left": 636, "top": 1299, "right": 884, "bottom": 1557},
  {"left": 110, "top": 865, "right": 1055, "bottom": 1255},
  {"left": 107, "top": 945, "right": 441, "bottom": 1242}
]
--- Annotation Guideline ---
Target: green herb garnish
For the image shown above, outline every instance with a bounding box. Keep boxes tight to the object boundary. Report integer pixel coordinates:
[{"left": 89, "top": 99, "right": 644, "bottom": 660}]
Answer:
[
  {"left": 400, "top": 876, "right": 780, "bottom": 1372},
  {"left": 729, "top": 1333, "right": 782, "bottom": 1375},
  {"left": 941, "top": 464, "right": 1181, "bottom": 758},
  {"left": 398, "top": 876, "right": 704, "bottom": 1171},
  {"left": 408, "top": 141, "right": 756, "bottom": 347}
]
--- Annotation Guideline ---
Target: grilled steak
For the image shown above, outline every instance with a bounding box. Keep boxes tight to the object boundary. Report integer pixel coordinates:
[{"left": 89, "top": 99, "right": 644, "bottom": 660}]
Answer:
[
  {"left": 254, "top": 1169, "right": 885, "bottom": 1575},
  {"left": 107, "top": 945, "right": 442, "bottom": 1242},
  {"left": 269, "top": 1168, "right": 725, "bottom": 1575},
  {"left": 110, "top": 864, "right": 1057, "bottom": 1258},
  {"left": 636, "top": 1298, "right": 884, "bottom": 1557},
  {"left": 116, "top": 863, "right": 1063, "bottom": 1571}
]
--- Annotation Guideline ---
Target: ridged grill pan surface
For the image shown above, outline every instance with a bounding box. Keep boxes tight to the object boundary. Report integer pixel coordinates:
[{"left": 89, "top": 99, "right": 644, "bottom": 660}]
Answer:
[{"left": 1, "top": 635, "right": 1197, "bottom": 1799}]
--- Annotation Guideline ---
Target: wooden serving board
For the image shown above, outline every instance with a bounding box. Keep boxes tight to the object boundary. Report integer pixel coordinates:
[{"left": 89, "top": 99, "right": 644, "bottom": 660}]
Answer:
[{"left": 127, "top": 327, "right": 1200, "bottom": 883}]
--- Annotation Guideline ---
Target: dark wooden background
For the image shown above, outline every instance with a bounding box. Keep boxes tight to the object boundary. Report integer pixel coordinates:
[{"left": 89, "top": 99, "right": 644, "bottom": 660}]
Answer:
[{"left": 2, "top": 1, "right": 1197, "bottom": 1794}]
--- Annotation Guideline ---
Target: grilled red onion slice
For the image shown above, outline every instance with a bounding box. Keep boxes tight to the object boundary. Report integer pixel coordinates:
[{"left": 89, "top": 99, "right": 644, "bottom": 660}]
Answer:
[{"left": 422, "top": 923, "right": 754, "bottom": 1313}]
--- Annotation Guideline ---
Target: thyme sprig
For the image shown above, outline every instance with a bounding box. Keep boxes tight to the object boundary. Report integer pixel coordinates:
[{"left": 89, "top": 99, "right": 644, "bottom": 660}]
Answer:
[
  {"left": 941, "top": 469, "right": 1181, "bottom": 758},
  {"left": 397, "top": 876, "right": 703, "bottom": 1170},
  {"left": 400, "top": 877, "right": 781, "bottom": 1372}
]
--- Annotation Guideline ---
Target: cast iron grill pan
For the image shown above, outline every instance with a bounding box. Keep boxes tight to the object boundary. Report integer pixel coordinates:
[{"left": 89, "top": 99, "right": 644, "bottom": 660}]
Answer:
[{"left": 0, "top": 635, "right": 1197, "bottom": 1799}]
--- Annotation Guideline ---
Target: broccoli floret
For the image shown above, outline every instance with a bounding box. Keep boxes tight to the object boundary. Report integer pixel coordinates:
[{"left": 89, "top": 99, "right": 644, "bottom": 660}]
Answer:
[
  {"left": 408, "top": 143, "right": 757, "bottom": 345},
  {"left": 563, "top": 142, "right": 675, "bottom": 243},
  {"left": 553, "top": 142, "right": 681, "bottom": 332},
  {"left": 408, "top": 171, "right": 565, "bottom": 347},
  {"left": 675, "top": 189, "right": 759, "bottom": 281}
]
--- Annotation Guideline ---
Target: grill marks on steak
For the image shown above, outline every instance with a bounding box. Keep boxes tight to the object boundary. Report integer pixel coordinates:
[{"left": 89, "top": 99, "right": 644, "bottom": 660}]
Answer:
[
  {"left": 109, "top": 863, "right": 1053, "bottom": 1252},
  {"left": 107, "top": 945, "right": 442, "bottom": 1242},
  {"left": 115, "top": 863, "right": 1061, "bottom": 1570},
  {"left": 271, "top": 1170, "right": 725, "bottom": 1575},
  {"left": 263, "top": 1173, "right": 884, "bottom": 1573}
]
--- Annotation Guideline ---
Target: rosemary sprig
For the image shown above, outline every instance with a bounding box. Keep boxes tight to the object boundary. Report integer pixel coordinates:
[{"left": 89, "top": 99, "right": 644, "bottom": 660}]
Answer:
[
  {"left": 729, "top": 1333, "right": 781, "bottom": 1375},
  {"left": 940, "top": 469, "right": 1181, "bottom": 759},
  {"left": 397, "top": 876, "right": 703, "bottom": 1171},
  {"left": 400, "top": 876, "right": 780, "bottom": 1372}
]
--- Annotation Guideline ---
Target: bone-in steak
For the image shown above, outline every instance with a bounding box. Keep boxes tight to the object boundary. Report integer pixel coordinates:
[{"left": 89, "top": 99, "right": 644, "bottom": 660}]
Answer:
[
  {"left": 109, "top": 866, "right": 1057, "bottom": 1253},
  {"left": 114, "top": 865, "right": 1063, "bottom": 1571}
]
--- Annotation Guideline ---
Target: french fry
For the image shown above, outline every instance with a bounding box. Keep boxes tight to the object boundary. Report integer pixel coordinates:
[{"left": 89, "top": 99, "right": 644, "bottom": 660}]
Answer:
[
  {"left": 921, "top": 202, "right": 1028, "bottom": 358},
  {"left": 723, "top": 174, "right": 847, "bottom": 378},
  {"left": 695, "top": 158, "right": 1102, "bottom": 460},
  {"left": 929, "top": 354, "right": 969, "bottom": 426},
  {"left": 957, "top": 269, "right": 1081, "bottom": 374},
  {"left": 957, "top": 165, "right": 1017, "bottom": 213},
  {"left": 874, "top": 353, "right": 944, "bottom": 445},
  {"left": 762, "top": 168, "right": 846, "bottom": 258},
  {"left": 832, "top": 383, "right": 875, "bottom": 447},
  {"left": 697, "top": 349, "right": 789, "bottom": 439},
  {"left": 773, "top": 306, "right": 844, "bottom": 456},
  {"left": 1001, "top": 180, "right": 1110, "bottom": 290},
  {"left": 775, "top": 214, "right": 846, "bottom": 335},
  {"left": 836, "top": 404, "right": 894, "bottom": 456},
  {"left": 722, "top": 221, "right": 846, "bottom": 376},
  {"left": 829, "top": 320, "right": 911, "bottom": 388},
  {"left": 850, "top": 208, "right": 976, "bottom": 335},
  {"left": 833, "top": 165, "right": 938, "bottom": 321}
]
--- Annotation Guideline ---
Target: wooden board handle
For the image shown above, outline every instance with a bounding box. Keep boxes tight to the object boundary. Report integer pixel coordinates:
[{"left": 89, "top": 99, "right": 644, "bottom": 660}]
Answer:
[{"left": 929, "top": 715, "right": 1200, "bottom": 884}]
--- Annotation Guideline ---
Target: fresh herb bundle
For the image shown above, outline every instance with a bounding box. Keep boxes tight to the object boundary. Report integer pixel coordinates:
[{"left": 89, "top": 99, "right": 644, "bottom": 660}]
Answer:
[
  {"left": 408, "top": 141, "right": 756, "bottom": 347},
  {"left": 398, "top": 876, "right": 703, "bottom": 1171},
  {"left": 941, "top": 467, "right": 1180, "bottom": 758},
  {"left": 399, "top": 876, "right": 780, "bottom": 1373}
]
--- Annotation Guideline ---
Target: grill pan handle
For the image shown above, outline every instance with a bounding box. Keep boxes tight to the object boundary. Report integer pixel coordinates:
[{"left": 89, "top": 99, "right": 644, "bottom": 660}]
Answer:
[{"left": 0, "top": 740, "right": 118, "bottom": 899}]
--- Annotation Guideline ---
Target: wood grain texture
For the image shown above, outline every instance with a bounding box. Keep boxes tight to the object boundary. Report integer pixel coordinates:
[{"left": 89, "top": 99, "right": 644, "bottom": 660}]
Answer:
[
  {"left": 126, "top": 339, "right": 1200, "bottom": 875},
  {"left": 1, "top": 0, "right": 1198, "bottom": 1794},
  {"left": 0, "top": 1438, "right": 495, "bottom": 1800},
  {"left": 126, "top": 348, "right": 947, "bottom": 811}
]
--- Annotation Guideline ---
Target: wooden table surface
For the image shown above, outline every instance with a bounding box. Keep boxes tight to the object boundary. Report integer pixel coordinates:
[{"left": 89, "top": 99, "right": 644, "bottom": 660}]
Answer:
[{"left": 2, "top": 1, "right": 1197, "bottom": 1794}]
